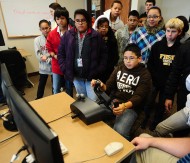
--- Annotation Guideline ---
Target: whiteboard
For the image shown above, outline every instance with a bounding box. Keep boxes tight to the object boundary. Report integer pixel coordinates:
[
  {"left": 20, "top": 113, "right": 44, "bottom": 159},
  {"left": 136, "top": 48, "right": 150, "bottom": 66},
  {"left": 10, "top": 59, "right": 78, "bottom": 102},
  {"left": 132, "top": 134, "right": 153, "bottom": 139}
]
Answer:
[{"left": 0, "top": 0, "right": 56, "bottom": 38}]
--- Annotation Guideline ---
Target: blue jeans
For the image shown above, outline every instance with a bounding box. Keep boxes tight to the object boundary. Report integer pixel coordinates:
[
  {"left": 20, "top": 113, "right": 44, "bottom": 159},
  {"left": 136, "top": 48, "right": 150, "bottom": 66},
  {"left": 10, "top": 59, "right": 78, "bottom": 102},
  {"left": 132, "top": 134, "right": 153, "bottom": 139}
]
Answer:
[
  {"left": 113, "top": 109, "right": 137, "bottom": 140},
  {"left": 73, "top": 77, "right": 97, "bottom": 101},
  {"left": 52, "top": 73, "right": 73, "bottom": 97},
  {"left": 52, "top": 73, "right": 64, "bottom": 94}
]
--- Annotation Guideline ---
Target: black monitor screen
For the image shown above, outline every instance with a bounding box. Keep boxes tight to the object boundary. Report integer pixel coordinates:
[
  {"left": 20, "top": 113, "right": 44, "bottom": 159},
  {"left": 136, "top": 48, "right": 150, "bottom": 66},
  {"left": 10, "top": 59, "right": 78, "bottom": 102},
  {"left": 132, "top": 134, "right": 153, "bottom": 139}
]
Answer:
[
  {"left": 0, "top": 29, "right": 5, "bottom": 46},
  {"left": 8, "top": 86, "right": 64, "bottom": 163},
  {"left": 1, "top": 63, "right": 13, "bottom": 106}
]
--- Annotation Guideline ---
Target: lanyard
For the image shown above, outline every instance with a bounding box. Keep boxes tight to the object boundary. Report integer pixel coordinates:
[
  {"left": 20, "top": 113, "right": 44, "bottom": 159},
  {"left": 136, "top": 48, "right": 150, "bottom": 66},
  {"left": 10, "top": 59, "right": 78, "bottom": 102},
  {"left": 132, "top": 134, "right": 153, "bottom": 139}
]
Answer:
[{"left": 77, "top": 31, "right": 87, "bottom": 58}]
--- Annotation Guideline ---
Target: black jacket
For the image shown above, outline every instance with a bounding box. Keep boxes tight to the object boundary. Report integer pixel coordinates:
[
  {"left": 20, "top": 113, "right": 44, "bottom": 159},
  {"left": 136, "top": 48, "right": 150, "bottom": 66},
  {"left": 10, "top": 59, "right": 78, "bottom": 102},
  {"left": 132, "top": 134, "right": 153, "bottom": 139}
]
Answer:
[
  {"left": 100, "top": 27, "right": 119, "bottom": 83},
  {"left": 164, "top": 40, "right": 190, "bottom": 100},
  {"left": 147, "top": 36, "right": 181, "bottom": 88}
]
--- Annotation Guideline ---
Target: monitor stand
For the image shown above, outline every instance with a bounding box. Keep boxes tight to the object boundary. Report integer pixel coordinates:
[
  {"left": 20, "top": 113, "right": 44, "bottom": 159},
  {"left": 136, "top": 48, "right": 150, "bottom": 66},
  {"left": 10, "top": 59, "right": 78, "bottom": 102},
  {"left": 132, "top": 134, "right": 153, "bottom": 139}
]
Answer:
[{"left": 3, "top": 113, "right": 17, "bottom": 131}]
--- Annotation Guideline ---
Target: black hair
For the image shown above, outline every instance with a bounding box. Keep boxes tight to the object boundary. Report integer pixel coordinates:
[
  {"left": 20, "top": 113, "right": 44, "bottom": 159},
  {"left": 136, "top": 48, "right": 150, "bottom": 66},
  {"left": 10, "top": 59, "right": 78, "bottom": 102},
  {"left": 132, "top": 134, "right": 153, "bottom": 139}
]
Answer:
[
  {"left": 39, "top": 19, "right": 51, "bottom": 27},
  {"left": 74, "top": 9, "right": 91, "bottom": 28},
  {"left": 139, "top": 13, "right": 147, "bottom": 19},
  {"left": 97, "top": 17, "right": 109, "bottom": 28},
  {"left": 176, "top": 16, "right": 189, "bottom": 35},
  {"left": 97, "top": 18, "right": 114, "bottom": 38},
  {"left": 123, "top": 43, "right": 141, "bottom": 57},
  {"left": 145, "top": 0, "right": 156, "bottom": 6},
  {"left": 111, "top": 0, "right": 123, "bottom": 8},
  {"left": 54, "top": 7, "right": 69, "bottom": 24},
  {"left": 49, "top": 3, "right": 61, "bottom": 10},
  {"left": 148, "top": 6, "right": 162, "bottom": 16},
  {"left": 128, "top": 10, "right": 139, "bottom": 19}
]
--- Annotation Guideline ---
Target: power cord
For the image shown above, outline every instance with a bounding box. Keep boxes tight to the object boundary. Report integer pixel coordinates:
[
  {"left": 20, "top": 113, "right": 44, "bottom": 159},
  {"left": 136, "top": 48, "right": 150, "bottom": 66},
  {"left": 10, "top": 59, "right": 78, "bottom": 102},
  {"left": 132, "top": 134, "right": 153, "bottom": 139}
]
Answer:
[
  {"left": 47, "top": 112, "right": 72, "bottom": 124},
  {"left": 74, "top": 153, "right": 106, "bottom": 163},
  {"left": 10, "top": 145, "right": 27, "bottom": 163},
  {"left": 0, "top": 111, "right": 10, "bottom": 120}
]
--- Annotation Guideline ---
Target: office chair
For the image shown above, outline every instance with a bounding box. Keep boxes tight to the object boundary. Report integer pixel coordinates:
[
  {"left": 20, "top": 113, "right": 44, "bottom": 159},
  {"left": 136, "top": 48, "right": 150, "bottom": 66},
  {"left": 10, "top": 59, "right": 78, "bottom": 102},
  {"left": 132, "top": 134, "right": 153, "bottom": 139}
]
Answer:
[{"left": 0, "top": 49, "right": 28, "bottom": 93}]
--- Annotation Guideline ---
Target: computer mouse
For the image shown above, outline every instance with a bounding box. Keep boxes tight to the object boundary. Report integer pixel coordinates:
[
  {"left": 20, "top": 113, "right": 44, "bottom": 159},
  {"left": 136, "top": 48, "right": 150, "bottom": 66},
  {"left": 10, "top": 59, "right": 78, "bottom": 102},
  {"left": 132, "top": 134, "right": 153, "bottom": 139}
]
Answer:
[{"left": 104, "top": 142, "right": 123, "bottom": 156}]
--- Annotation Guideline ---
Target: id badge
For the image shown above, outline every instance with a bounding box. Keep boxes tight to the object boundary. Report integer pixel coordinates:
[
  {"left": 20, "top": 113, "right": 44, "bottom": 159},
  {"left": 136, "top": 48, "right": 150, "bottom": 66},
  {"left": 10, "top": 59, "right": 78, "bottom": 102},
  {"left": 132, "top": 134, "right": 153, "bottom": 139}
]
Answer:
[{"left": 77, "top": 58, "right": 83, "bottom": 67}]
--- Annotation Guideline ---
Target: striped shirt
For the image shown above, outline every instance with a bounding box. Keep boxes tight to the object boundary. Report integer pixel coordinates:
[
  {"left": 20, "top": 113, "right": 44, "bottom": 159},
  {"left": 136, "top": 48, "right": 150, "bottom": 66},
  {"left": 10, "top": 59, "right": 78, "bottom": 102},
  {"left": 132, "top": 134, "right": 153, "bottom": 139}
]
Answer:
[{"left": 178, "top": 153, "right": 190, "bottom": 163}]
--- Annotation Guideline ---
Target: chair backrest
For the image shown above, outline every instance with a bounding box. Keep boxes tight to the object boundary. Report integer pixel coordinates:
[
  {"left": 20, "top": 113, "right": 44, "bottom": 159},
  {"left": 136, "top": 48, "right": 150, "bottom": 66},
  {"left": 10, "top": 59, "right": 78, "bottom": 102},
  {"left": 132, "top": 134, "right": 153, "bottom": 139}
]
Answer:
[
  {"left": 0, "top": 50, "right": 27, "bottom": 89},
  {"left": 0, "top": 49, "right": 25, "bottom": 68}
]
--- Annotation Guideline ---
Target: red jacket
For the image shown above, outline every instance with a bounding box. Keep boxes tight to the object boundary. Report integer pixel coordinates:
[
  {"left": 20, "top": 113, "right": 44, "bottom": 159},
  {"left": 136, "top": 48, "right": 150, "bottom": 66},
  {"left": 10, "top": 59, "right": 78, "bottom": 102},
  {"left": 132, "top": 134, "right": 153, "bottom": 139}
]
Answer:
[{"left": 46, "top": 27, "right": 62, "bottom": 75}]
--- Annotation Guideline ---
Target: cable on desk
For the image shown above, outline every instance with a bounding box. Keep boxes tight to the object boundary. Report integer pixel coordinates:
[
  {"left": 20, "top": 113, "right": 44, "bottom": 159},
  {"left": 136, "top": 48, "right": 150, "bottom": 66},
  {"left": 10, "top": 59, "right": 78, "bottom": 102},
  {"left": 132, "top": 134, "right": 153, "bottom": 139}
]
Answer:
[
  {"left": 10, "top": 145, "right": 27, "bottom": 163},
  {"left": 47, "top": 112, "right": 72, "bottom": 124},
  {"left": 0, "top": 110, "right": 10, "bottom": 119},
  {"left": 74, "top": 153, "right": 106, "bottom": 163},
  {"left": 0, "top": 132, "right": 19, "bottom": 144}
]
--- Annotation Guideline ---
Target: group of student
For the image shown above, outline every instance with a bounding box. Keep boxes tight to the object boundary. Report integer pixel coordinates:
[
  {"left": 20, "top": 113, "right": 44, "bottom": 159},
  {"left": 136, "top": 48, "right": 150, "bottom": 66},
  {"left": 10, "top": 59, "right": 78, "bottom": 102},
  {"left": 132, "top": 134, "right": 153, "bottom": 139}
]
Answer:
[{"left": 33, "top": 0, "right": 190, "bottom": 162}]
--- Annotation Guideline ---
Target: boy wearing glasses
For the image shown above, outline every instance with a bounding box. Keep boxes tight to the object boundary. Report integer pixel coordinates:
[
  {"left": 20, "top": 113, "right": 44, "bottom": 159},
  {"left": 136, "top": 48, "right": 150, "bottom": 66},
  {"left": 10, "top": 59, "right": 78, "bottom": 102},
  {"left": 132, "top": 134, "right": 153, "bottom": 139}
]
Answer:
[
  {"left": 58, "top": 9, "right": 107, "bottom": 101},
  {"left": 142, "top": 18, "right": 184, "bottom": 130},
  {"left": 91, "top": 43, "right": 151, "bottom": 140},
  {"left": 34, "top": 19, "right": 52, "bottom": 99}
]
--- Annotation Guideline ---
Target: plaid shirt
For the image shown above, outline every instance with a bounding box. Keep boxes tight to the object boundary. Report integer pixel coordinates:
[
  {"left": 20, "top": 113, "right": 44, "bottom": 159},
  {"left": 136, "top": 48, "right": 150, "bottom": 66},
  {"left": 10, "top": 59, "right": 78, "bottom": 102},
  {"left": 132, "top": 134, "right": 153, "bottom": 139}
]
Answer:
[{"left": 129, "top": 27, "right": 165, "bottom": 63}]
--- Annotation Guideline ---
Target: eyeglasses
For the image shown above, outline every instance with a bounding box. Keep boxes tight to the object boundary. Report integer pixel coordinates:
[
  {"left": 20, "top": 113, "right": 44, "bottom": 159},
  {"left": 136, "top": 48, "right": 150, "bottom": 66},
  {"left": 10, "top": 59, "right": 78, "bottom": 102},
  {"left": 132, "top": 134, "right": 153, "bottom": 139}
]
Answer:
[
  {"left": 124, "top": 56, "right": 138, "bottom": 61},
  {"left": 147, "top": 15, "right": 160, "bottom": 19},
  {"left": 75, "top": 19, "right": 87, "bottom": 24}
]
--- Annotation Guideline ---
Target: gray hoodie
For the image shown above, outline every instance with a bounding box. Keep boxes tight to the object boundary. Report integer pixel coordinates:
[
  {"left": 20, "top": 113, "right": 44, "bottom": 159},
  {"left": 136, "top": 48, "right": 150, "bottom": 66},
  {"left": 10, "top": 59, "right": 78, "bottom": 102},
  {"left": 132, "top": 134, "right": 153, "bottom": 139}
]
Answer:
[{"left": 34, "top": 35, "right": 52, "bottom": 75}]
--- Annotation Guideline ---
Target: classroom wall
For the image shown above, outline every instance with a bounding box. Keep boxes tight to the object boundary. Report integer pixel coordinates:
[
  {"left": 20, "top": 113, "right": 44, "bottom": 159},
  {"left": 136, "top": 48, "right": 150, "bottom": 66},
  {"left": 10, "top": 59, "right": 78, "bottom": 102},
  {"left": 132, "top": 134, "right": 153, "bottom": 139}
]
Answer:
[
  {"left": 132, "top": 0, "right": 190, "bottom": 22},
  {"left": 0, "top": 0, "right": 85, "bottom": 73},
  {"left": 131, "top": 0, "right": 190, "bottom": 33}
]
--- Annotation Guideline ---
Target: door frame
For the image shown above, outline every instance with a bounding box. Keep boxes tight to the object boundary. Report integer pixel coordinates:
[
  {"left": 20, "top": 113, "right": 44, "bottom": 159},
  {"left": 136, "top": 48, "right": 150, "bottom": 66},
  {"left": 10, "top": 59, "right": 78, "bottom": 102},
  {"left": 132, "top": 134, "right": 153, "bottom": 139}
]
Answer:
[{"left": 87, "top": 0, "right": 105, "bottom": 18}]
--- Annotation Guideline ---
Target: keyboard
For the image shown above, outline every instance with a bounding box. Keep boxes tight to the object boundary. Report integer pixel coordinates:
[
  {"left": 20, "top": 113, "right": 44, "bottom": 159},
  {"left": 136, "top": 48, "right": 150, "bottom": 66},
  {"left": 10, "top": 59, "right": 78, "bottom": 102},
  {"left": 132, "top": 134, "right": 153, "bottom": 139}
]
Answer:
[
  {"left": 59, "top": 141, "right": 68, "bottom": 155},
  {"left": 50, "top": 129, "right": 68, "bottom": 155}
]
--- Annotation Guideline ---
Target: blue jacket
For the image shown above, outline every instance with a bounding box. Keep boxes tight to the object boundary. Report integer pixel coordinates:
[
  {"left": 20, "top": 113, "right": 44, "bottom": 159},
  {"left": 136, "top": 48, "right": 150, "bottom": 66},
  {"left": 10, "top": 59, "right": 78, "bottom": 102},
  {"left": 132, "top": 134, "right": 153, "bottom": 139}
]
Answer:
[{"left": 58, "top": 27, "right": 107, "bottom": 81}]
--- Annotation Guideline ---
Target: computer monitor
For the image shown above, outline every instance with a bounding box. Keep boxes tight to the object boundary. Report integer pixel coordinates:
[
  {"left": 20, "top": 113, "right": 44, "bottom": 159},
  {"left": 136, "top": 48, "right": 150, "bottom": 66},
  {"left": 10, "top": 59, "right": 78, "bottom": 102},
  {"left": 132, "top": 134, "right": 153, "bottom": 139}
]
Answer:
[
  {"left": 0, "top": 29, "right": 5, "bottom": 46},
  {"left": 8, "top": 86, "right": 64, "bottom": 163},
  {"left": 1, "top": 63, "right": 13, "bottom": 106}
]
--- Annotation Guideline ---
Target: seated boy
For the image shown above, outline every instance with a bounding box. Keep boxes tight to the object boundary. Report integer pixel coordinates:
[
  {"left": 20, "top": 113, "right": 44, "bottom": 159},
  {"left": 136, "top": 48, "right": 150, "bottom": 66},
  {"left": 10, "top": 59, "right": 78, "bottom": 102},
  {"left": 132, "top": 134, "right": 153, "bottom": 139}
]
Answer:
[{"left": 91, "top": 43, "right": 151, "bottom": 140}]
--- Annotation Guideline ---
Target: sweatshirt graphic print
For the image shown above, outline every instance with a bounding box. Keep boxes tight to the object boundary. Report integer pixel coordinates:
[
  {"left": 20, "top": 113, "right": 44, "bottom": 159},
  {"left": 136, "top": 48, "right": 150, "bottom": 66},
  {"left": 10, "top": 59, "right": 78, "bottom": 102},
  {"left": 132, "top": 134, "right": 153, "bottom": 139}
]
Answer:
[{"left": 117, "top": 70, "right": 140, "bottom": 95}]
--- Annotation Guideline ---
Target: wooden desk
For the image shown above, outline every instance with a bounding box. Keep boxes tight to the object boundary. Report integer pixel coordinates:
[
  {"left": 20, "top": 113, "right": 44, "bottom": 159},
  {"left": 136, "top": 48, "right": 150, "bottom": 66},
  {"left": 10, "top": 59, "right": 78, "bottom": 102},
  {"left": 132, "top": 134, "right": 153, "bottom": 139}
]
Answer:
[{"left": 0, "top": 93, "right": 135, "bottom": 163}]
